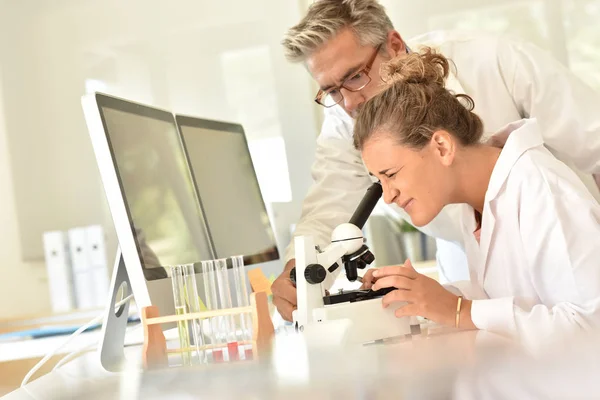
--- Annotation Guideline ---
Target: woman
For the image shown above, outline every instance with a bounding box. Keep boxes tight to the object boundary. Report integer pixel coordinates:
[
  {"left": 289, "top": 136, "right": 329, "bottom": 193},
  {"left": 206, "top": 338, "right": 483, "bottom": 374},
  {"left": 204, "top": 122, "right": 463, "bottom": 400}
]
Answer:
[{"left": 355, "top": 49, "right": 600, "bottom": 345}]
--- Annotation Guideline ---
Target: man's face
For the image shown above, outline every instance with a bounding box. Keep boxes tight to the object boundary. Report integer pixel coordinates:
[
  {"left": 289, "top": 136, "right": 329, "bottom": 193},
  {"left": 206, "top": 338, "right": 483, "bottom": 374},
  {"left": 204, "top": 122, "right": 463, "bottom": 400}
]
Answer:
[{"left": 306, "top": 28, "right": 402, "bottom": 118}]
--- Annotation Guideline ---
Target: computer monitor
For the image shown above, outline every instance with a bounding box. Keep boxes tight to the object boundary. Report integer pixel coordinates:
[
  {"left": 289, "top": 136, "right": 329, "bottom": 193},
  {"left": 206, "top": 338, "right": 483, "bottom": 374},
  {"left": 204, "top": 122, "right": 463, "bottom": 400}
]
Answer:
[
  {"left": 82, "top": 94, "right": 282, "bottom": 370},
  {"left": 175, "top": 115, "right": 280, "bottom": 267},
  {"left": 83, "top": 91, "right": 215, "bottom": 288},
  {"left": 82, "top": 93, "right": 215, "bottom": 369}
]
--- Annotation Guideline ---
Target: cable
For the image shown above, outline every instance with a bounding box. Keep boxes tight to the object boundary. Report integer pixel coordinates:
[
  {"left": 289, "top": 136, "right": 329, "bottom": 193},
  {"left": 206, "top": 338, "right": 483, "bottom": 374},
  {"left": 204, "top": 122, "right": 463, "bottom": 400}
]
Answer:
[
  {"left": 51, "top": 322, "right": 142, "bottom": 372},
  {"left": 51, "top": 343, "right": 95, "bottom": 371},
  {"left": 21, "top": 294, "right": 134, "bottom": 388},
  {"left": 21, "top": 294, "right": 135, "bottom": 386}
]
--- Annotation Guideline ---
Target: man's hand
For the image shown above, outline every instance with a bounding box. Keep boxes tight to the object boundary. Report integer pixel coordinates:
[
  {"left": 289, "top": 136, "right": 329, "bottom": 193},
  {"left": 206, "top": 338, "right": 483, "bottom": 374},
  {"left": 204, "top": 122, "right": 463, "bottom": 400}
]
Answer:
[{"left": 272, "top": 259, "right": 297, "bottom": 321}]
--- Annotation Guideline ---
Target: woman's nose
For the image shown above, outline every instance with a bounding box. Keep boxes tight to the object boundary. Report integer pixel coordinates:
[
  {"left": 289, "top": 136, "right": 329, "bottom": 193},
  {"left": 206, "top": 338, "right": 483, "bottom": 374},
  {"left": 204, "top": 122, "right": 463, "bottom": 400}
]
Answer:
[{"left": 381, "top": 181, "right": 399, "bottom": 204}]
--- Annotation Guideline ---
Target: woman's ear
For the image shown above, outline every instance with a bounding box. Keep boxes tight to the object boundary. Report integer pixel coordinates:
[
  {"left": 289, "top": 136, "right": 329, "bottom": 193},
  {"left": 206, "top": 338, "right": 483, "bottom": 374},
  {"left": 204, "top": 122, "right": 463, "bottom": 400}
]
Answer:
[{"left": 430, "top": 130, "right": 456, "bottom": 166}]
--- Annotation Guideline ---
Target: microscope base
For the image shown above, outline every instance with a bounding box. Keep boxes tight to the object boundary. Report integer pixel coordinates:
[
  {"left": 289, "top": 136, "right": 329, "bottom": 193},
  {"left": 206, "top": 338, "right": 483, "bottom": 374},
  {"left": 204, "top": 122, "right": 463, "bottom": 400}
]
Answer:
[{"left": 306, "top": 297, "right": 415, "bottom": 346}]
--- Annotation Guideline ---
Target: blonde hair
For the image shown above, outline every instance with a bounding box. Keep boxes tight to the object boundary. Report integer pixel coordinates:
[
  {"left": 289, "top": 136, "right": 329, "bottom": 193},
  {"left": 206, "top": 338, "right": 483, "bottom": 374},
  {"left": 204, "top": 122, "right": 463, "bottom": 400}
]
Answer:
[
  {"left": 353, "top": 48, "right": 484, "bottom": 150},
  {"left": 281, "top": 0, "right": 393, "bottom": 63}
]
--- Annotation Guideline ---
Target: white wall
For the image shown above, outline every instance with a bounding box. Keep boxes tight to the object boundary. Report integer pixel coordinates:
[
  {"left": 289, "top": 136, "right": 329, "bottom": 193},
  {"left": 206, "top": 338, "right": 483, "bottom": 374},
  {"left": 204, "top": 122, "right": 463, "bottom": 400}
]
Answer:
[
  {"left": 0, "top": 1, "right": 114, "bottom": 264},
  {"left": 0, "top": 63, "right": 49, "bottom": 318}
]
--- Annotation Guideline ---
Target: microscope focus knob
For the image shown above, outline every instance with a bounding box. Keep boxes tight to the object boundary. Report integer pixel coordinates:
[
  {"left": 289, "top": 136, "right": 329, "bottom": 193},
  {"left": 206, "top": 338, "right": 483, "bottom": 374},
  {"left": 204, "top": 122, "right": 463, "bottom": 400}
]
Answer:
[{"left": 304, "top": 264, "right": 327, "bottom": 284}]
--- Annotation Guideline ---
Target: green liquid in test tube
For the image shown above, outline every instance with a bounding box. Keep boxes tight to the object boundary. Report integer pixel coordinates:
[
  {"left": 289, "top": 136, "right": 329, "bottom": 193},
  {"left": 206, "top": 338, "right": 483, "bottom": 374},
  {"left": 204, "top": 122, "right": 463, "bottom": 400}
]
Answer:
[
  {"left": 183, "top": 263, "right": 206, "bottom": 364},
  {"left": 170, "top": 265, "right": 192, "bottom": 366}
]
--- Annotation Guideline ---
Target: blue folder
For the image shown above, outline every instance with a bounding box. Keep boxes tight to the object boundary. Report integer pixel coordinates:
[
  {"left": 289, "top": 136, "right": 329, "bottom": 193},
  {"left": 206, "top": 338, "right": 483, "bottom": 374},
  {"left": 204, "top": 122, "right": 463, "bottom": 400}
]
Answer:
[{"left": 0, "top": 315, "right": 139, "bottom": 342}]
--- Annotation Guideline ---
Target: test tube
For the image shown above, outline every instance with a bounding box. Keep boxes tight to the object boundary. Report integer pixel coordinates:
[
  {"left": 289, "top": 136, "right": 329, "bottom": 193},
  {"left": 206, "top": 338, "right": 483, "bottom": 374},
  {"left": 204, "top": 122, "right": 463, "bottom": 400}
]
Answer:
[
  {"left": 201, "top": 260, "right": 224, "bottom": 362},
  {"left": 231, "top": 255, "right": 253, "bottom": 360},
  {"left": 170, "top": 265, "right": 192, "bottom": 366},
  {"left": 183, "top": 263, "right": 206, "bottom": 364},
  {"left": 215, "top": 258, "right": 239, "bottom": 361}
]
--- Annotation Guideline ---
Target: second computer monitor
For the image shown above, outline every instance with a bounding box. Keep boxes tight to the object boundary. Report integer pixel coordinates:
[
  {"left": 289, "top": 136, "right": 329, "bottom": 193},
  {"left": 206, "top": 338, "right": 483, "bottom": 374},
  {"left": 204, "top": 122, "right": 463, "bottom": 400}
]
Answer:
[{"left": 176, "top": 116, "right": 279, "bottom": 266}]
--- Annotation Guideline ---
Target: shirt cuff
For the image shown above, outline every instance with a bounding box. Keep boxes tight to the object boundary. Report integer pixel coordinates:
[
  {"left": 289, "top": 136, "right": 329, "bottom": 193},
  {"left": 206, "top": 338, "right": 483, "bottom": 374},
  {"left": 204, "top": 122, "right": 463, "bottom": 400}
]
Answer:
[
  {"left": 443, "top": 280, "right": 472, "bottom": 297},
  {"left": 471, "top": 297, "right": 516, "bottom": 336},
  {"left": 283, "top": 241, "right": 295, "bottom": 264}
]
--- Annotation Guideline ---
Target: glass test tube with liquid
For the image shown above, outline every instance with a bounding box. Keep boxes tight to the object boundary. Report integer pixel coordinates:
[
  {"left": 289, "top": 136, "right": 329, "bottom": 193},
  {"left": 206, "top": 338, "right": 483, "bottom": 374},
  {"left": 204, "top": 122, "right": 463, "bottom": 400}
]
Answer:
[
  {"left": 170, "top": 265, "right": 192, "bottom": 366},
  {"left": 231, "top": 255, "right": 253, "bottom": 360},
  {"left": 201, "top": 260, "right": 225, "bottom": 362},
  {"left": 183, "top": 263, "right": 207, "bottom": 364},
  {"left": 215, "top": 258, "right": 240, "bottom": 361}
]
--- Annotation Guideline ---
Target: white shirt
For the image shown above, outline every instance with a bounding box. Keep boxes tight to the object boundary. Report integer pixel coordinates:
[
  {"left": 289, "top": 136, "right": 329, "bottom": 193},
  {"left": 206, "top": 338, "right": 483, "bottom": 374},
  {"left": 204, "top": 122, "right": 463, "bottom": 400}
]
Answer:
[
  {"left": 451, "top": 119, "right": 600, "bottom": 346},
  {"left": 285, "top": 31, "right": 600, "bottom": 280}
]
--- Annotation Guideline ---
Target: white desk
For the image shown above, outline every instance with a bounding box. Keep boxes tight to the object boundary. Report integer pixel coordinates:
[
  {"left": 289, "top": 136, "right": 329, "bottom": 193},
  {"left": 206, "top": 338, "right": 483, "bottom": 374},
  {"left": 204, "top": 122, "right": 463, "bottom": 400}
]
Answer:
[
  {"left": 1, "top": 326, "right": 503, "bottom": 400},
  {"left": 1, "top": 328, "right": 460, "bottom": 399},
  {"left": 5, "top": 326, "right": 600, "bottom": 399}
]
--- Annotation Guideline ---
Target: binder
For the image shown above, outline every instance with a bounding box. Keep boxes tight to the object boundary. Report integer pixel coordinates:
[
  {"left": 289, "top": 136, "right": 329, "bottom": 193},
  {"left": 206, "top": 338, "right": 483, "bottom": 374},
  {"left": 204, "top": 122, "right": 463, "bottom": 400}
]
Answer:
[
  {"left": 85, "top": 225, "right": 110, "bottom": 307},
  {"left": 68, "top": 227, "right": 95, "bottom": 309},
  {"left": 42, "top": 231, "right": 75, "bottom": 313}
]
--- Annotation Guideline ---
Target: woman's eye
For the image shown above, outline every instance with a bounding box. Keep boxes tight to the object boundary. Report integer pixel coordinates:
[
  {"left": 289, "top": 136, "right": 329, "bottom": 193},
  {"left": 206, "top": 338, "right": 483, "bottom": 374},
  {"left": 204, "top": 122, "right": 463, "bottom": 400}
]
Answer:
[{"left": 386, "top": 172, "right": 397, "bottom": 179}]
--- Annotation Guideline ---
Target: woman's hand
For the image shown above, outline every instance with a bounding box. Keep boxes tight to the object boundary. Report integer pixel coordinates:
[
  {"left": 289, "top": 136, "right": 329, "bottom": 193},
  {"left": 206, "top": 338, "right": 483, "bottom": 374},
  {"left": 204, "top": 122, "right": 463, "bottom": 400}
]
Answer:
[
  {"left": 360, "top": 268, "right": 377, "bottom": 290},
  {"left": 371, "top": 259, "right": 472, "bottom": 327}
]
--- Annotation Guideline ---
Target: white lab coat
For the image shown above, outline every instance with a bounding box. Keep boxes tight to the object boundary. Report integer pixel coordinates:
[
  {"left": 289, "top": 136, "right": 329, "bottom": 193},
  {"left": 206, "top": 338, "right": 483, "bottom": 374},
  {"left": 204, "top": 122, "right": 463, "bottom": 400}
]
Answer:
[
  {"left": 284, "top": 31, "right": 600, "bottom": 280},
  {"left": 449, "top": 118, "right": 600, "bottom": 346}
]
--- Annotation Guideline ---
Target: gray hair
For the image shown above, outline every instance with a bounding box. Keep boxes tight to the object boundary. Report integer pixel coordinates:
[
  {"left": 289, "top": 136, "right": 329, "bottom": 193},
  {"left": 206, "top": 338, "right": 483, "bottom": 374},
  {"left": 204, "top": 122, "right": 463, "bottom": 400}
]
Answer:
[{"left": 281, "top": 0, "right": 394, "bottom": 63}]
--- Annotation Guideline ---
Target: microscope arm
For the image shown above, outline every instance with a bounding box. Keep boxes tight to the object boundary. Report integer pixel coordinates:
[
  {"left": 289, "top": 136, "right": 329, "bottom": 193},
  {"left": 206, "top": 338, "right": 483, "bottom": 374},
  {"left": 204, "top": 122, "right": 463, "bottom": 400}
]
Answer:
[{"left": 315, "top": 242, "right": 354, "bottom": 292}]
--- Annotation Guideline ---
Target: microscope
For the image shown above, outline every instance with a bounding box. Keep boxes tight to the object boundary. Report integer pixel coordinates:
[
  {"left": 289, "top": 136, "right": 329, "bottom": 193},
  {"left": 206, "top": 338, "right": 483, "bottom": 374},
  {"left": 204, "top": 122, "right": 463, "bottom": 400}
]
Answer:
[{"left": 290, "top": 182, "right": 415, "bottom": 346}]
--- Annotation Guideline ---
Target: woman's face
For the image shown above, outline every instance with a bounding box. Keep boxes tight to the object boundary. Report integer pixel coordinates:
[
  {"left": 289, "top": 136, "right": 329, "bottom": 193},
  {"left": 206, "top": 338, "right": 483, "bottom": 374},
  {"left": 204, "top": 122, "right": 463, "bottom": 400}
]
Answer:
[{"left": 361, "top": 131, "right": 456, "bottom": 227}]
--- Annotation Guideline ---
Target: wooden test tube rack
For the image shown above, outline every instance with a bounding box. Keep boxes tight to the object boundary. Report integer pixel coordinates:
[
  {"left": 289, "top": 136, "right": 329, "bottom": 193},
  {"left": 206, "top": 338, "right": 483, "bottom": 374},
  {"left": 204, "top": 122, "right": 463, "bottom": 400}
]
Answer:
[{"left": 141, "top": 291, "right": 274, "bottom": 369}]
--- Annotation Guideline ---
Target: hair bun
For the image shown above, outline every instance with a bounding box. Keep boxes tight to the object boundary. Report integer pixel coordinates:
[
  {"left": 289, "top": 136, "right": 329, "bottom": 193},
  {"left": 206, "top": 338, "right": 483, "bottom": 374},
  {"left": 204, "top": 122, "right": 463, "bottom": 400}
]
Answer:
[{"left": 380, "top": 47, "right": 450, "bottom": 88}]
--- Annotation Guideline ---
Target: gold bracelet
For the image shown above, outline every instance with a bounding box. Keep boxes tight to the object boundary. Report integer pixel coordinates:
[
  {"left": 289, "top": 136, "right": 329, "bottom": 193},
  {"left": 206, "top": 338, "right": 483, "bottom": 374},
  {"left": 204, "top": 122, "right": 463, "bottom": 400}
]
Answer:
[{"left": 455, "top": 296, "right": 463, "bottom": 328}]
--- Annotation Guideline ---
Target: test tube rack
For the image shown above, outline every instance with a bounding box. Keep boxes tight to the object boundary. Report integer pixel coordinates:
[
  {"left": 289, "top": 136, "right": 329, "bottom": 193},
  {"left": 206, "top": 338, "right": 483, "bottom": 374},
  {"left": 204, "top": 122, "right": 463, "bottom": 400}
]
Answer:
[{"left": 141, "top": 291, "right": 274, "bottom": 369}]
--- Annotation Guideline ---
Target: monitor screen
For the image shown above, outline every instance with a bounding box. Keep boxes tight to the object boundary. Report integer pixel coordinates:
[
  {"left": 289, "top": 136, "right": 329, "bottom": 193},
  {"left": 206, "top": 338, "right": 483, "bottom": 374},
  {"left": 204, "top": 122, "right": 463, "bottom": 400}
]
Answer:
[
  {"left": 176, "top": 116, "right": 279, "bottom": 266},
  {"left": 97, "top": 96, "right": 214, "bottom": 280}
]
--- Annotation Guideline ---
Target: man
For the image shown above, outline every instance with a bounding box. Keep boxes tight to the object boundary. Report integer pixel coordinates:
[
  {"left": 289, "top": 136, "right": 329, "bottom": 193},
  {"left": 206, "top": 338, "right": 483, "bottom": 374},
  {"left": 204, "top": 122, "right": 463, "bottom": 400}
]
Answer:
[{"left": 272, "top": 0, "right": 600, "bottom": 322}]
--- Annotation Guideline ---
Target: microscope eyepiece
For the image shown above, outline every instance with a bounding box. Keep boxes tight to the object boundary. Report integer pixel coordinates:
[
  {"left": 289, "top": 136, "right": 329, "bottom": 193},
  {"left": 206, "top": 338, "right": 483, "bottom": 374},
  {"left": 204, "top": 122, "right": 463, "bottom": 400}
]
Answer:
[{"left": 348, "top": 182, "right": 382, "bottom": 229}]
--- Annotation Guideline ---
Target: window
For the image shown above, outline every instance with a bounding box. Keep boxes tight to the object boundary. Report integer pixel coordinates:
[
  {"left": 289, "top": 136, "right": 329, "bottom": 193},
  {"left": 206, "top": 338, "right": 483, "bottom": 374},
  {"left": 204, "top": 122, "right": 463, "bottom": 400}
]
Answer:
[
  {"left": 428, "top": 1, "right": 549, "bottom": 50},
  {"left": 220, "top": 46, "right": 293, "bottom": 203},
  {"left": 563, "top": 0, "right": 600, "bottom": 90}
]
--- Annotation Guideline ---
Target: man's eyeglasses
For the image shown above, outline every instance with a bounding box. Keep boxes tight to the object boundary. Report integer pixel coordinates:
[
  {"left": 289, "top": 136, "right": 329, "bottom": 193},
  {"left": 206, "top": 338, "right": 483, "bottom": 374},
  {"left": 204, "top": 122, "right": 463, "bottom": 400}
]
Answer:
[{"left": 314, "top": 44, "right": 382, "bottom": 108}]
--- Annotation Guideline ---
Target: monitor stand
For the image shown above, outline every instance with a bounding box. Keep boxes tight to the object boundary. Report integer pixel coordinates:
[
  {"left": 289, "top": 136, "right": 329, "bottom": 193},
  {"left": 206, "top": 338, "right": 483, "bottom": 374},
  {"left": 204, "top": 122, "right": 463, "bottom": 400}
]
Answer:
[{"left": 98, "top": 248, "right": 133, "bottom": 372}]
